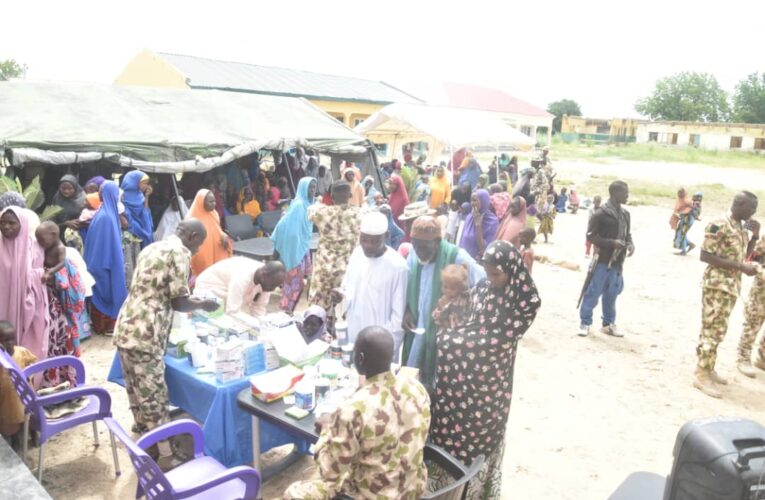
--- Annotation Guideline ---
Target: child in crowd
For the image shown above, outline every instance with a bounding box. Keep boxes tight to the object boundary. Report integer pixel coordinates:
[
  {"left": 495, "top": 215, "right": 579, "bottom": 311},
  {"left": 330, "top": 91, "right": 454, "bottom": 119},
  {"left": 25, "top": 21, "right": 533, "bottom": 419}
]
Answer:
[
  {"left": 537, "top": 194, "right": 556, "bottom": 243},
  {"left": 78, "top": 192, "right": 102, "bottom": 225},
  {"left": 297, "top": 305, "right": 330, "bottom": 344},
  {"left": 692, "top": 192, "right": 703, "bottom": 220},
  {"left": 519, "top": 228, "right": 536, "bottom": 273},
  {"left": 0, "top": 321, "right": 37, "bottom": 449},
  {"left": 555, "top": 187, "right": 568, "bottom": 214},
  {"left": 568, "top": 189, "right": 581, "bottom": 214},
  {"left": 36, "top": 221, "right": 66, "bottom": 284},
  {"left": 445, "top": 200, "right": 461, "bottom": 243},
  {"left": 489, "top": 183, "right": 511, "bottom": 220},
  {"left": 432, "top": 264, "right": 471, "bottom": 330},
  {"left": 585, "top": 195, "right": 602, "bottom": 257}
]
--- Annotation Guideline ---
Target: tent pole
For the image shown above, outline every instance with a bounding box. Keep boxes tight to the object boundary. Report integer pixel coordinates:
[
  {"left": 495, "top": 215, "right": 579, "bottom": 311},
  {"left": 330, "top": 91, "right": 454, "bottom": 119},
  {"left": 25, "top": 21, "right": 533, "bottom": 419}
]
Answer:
[
  {"left": 170, "top": 173, "right": 187, "bottom": 219},
  {"left": 369, "top": 142, "right": 386, "bottom": 197},
  {"left": 283, "top": 148, "right": 297, "bottom": 197}
]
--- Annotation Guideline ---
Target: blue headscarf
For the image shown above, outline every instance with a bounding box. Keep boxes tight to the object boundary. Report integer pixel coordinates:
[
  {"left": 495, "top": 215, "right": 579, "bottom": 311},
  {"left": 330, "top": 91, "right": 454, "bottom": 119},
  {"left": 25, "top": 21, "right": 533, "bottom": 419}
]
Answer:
[
  {"left": 271, "top": 177, "right": 316, "bottom": 270},
  {"left": 84, "top": 181, "right": 127, "bottom": 318},
  {"left": 381, "top": 204, "right": 405, "bottom": 250},
  {"left": 120, "top": 170, "right": 154, "bottom": 248}
]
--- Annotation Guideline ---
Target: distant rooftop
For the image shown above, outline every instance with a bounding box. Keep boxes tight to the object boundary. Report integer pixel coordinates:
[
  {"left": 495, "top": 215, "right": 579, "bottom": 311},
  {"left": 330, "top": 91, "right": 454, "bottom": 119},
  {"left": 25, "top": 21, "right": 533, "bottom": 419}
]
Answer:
[
  {"left": 158, "top": 52, "right": 423, "bottom": 105},
  {"left": 441, "top": 82, "right": 553, "bottom": 118}
]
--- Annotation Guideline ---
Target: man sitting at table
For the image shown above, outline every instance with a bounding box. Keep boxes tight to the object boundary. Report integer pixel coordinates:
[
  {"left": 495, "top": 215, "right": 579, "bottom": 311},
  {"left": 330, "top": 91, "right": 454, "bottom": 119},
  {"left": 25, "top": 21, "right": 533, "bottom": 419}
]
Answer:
[
  {"left": 113, "top": 219, "right": 219, "bottom": 470},
  {"left": 195, "top": 257, "right": 286, "bottom": 316},
  {"left": 284, "top": 326, "right": 431, "bottom": 500}
]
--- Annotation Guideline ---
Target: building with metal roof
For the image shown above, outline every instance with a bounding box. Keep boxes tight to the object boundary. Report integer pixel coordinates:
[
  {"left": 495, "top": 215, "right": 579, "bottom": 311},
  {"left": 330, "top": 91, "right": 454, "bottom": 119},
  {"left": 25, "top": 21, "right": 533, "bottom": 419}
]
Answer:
[{"left": 115, "top": 49, "right": 423, "bottom": 129}]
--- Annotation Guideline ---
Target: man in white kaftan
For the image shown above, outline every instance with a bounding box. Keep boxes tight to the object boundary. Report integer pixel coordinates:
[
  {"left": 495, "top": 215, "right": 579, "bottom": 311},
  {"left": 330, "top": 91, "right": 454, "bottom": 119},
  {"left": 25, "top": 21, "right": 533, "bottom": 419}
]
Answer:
[{"left": 340, "top": 212, "right": 408, "bottom": 359}]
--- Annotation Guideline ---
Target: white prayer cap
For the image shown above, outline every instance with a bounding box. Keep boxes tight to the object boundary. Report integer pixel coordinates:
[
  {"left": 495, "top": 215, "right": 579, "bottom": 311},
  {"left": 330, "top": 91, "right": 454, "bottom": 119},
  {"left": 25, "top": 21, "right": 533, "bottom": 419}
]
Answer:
[{"left": 360, "top": 212, "right": 388, "bottom": 236}]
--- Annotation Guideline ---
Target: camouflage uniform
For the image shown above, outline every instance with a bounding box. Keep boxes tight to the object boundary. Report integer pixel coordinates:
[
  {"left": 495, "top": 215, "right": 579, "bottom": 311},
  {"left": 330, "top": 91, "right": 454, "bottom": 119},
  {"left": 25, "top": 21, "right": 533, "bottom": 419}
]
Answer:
[
  {"left": 308, "top": 203, "right": 361, "bottom": 310},
  {"left": 113, "top": 235, "right": 191, "bottom": 430},
  {"left": 697, "top": 216, "right": 748, "bottom": 370},
  {"left": 530, "top": 168, "right": 549, "bottom": 201},
  {"left": 284, "top": 372, "right": 431, "bottom": 500},
  {"left": 738, "top": 237, "right": 765, "bottom": 362}
]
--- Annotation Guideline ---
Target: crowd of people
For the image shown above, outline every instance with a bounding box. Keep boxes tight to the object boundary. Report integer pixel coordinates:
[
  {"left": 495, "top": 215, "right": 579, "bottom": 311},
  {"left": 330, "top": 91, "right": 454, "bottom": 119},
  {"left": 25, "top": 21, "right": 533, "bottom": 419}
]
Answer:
[{"left": 5, "top": 142, "right": 764, "bottom": 499}]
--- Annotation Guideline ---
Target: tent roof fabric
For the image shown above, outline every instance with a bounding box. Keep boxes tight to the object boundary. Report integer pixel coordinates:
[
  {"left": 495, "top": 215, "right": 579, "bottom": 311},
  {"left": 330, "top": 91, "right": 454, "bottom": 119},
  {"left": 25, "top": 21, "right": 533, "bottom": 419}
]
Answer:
[
  {"left": 441, "top": 83, "right": 554, "bottom": 118},
  {"left": 353, "top": 102, "right": 536, "bottom": 150},
  {"left": 0, "top": 81, "right": 370, "bottom": 172},
  {"left": 159, "top": 52, "right": 423, "bottom": 105}
]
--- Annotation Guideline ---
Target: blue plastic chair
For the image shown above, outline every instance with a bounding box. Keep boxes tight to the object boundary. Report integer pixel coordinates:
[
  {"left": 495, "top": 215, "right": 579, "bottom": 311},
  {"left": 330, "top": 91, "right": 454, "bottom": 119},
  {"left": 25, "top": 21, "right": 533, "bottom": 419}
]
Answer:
[
  {"left": 105, "top": 417, "right": 261, "bottom": 499},
  {"left": 0, "top": 350, "right": 119, "bottom": 481}
]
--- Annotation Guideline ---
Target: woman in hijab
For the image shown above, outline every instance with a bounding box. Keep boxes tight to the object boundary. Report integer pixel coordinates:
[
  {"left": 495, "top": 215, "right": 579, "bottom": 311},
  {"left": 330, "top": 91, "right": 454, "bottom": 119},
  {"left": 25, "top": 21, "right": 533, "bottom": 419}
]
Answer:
[
  {"left": 496, "top": 196, "right": 528, "bottom": 248},
  {"left": 297, "top": 305, "right": 327, "bottom": 344},
  {"left": 83, "top": 176, "right": 106, "bottom": 194},
  {"left": 52, "top": 175, "right": 87, "bottom": 244},
  {"left": 387, "top": 173, "right": 410, "bottom": 222},
  {"left": 120, "top": 170, "right": 154, "bottom": 290},
  {"left": 430, "top": 240, "right": 540, "bottom": 500},
  {"left": 429, "top": 165, "right": 452, "bottom": 210},
  {"left": 271, "top": 177, "right": 317, "bottom": 312},
  {"left": 342, "top": 167, "right": 364, "bottom": 207},
  {"left": 84, "top": 181, "right": 127, "bottom": 335},
  {"left": 187, "top": 189, "right": 233, "bottom": 277},
  {"left": 0, "top": 206, "right": 49, "bottom": 363},
  {"left": 379, "top": 204, "right": 405, "bottom": 250},
  {"left": 362, "top": 176, "right": 379, "bottom": 207},
  {"left": 459, "top": 189, "right": 499, "bottom": 259}
]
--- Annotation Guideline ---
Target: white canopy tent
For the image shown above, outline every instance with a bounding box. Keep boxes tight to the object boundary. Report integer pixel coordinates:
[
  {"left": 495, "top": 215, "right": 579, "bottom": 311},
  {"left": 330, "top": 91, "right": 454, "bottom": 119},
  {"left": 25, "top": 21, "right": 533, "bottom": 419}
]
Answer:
[{"left": 353, "top": 102, "right": 536, "bottom": 164}]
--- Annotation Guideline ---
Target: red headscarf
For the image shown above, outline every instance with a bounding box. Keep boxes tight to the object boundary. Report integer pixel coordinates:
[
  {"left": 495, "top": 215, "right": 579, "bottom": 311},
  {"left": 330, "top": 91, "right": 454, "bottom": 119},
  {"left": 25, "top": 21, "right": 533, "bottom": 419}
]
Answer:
[{"left": 388, "top": 174, "right": 409, "bottom": 221}]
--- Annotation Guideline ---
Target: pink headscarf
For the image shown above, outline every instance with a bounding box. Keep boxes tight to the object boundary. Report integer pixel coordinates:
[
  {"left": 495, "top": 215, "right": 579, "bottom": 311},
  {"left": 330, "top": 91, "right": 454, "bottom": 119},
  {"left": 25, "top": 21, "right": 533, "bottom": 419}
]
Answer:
[
  {"left": 0, "top": 206, "right": 49, "bottom": 361},
  {"left": 496, "top": 197, "right": 528, "bottom": 248},
  {"left": 490, "top": 192, "right": 512, "bottom": 220}
]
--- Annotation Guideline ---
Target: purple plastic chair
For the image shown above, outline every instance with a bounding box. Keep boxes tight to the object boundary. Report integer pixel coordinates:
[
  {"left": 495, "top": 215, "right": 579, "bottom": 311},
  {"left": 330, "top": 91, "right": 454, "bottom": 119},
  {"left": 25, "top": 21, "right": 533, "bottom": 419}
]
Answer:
[
  {"left": 0, "top": 351, "right": 119, "bottom": 481},
  {"left": 104, "top": 417, "right": 261, "bottom": 499}
]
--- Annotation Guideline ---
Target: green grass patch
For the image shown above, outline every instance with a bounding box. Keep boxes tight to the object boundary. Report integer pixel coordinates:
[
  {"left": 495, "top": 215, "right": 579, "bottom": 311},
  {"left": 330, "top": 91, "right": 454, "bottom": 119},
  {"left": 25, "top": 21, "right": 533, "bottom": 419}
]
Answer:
[
  {"left": 552, "top": 136, "right": 765, "bottom": 171},
  {"left": 573, "top": 176, "right": 758, "bottom": 214}
]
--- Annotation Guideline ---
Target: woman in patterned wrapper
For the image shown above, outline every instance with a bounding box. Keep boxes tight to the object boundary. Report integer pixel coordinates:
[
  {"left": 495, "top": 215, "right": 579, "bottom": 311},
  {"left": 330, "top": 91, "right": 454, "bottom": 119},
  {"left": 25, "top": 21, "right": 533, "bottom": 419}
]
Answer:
[{"left": 429, "top": 240, "right": 541, "bottom": 500}]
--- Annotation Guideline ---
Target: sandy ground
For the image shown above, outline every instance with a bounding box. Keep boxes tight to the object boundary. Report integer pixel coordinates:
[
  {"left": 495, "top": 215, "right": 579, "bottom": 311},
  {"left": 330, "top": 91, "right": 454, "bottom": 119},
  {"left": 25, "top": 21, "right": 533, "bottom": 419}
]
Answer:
[{"left": 22, "top": 159, "right": 765, "bottom": 500}]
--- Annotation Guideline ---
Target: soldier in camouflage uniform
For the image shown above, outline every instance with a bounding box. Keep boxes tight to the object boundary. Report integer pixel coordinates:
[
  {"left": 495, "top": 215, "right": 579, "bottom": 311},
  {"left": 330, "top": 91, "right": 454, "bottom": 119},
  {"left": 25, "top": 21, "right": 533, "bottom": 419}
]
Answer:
[
  {"left": 695, "top": 192, "right": 760, "bottom": 398},
  {"left": 284, "top": 326, "right": 431, "bottom": 500},
  {"left": 308, "top": 181, "right": 361, "bottom": 311},
  {"left": 737, "top": 236, "right": 765, "bottom": 377},
  {"left": 113, "top": 219, "right": 217, "bottom": 466}
]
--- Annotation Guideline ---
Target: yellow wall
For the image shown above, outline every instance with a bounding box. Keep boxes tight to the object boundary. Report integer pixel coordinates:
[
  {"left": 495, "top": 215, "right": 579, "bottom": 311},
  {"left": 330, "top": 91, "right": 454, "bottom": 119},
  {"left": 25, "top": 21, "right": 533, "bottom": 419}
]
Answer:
[
  {"left": 115, "top": 49, "right": 189, "bottom": 89},
  {"left": 308, "top": 99, "right": 383, "bottom": 128},
  {"left": 115, "top": 51, "right": 385, "bottom": 128}
]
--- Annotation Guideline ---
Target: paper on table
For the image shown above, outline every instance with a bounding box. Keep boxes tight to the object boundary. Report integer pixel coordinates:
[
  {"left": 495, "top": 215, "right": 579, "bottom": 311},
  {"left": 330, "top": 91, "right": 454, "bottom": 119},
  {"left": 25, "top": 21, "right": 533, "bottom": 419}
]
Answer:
[{"left": 265, "top": 324, "right": 329, "bottom": 365}]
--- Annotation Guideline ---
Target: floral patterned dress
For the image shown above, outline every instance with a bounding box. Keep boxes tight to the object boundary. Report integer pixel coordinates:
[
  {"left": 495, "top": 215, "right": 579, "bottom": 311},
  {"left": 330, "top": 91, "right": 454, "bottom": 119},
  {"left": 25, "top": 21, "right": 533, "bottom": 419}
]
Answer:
[{"left": 430, "top": 240, "right": 541, "bottom": 500}]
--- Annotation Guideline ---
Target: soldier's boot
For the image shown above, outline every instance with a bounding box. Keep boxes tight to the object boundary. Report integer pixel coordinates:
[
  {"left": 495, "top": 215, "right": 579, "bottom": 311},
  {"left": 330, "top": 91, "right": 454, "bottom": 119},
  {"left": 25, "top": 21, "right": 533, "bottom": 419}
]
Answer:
[
  {"left": 694, "top": 369, "right": 723, "bottom": 399},
  {"left": 737, "top": 360, "right": 757, "bottom": 379},
  {"left": 710, "top": 370, "right": 729, "bottom": 385}
]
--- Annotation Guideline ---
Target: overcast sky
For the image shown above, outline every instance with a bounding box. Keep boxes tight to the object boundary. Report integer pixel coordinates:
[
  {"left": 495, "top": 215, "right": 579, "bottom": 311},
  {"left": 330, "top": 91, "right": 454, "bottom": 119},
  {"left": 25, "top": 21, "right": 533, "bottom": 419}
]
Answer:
[{"left": 3, "top": 0, "right": 762, "bottom": 118}]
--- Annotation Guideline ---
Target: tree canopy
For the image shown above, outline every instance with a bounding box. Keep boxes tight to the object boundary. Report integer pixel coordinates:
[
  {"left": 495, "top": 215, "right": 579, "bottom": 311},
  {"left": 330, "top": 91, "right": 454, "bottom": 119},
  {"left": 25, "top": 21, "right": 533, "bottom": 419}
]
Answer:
[
  {"left": 547, "top": 99, "right": 582, "bottom": 133},
  {"left": 732, "top": 72, "right": 765, "bottom": 124},
  {"left": 0, "top": 59, "right": 26, "bottom": 81},
  {"left": 635, "top": 72, "right": 729, "bottom": 122}
]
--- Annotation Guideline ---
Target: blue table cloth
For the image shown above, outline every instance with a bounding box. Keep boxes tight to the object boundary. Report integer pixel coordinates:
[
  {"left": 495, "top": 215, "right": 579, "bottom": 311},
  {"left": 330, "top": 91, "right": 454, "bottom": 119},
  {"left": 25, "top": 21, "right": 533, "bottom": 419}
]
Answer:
[{"left": 108, "top": 353, "right": 309, "bottom": 467}]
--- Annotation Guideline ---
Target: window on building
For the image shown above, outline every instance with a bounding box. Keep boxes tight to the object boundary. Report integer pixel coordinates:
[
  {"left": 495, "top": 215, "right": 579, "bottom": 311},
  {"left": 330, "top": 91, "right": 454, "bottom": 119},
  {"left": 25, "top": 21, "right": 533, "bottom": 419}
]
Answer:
[
  {"left": 353, "top": 118, "right": 366, "bottom": 127},
  {"left": 689, "top": 134, "right": 700, "bottom": 147},
  {"left": 374, "top": 143, "right": 389, "bottom": 157},
  {"left": 329, "top": 113, "right": 345, "bottom": 123},
  {"left": 520, "top": 126, "right": 532, "bottom": 136},
  {"left": 755, "top": 138, "right": 765, "bottom": 150},
  {"left": 730, "top": 136, "right": 743, "bottom": 149},
  {"left": 667, "top": 133, "right": 678, "bottom": 145},
  {"left": 596, "top": 123, "right": 610, "bottom": 134},
  {"left": 648, "top": 132, "right": 659, "bottom": 142}
]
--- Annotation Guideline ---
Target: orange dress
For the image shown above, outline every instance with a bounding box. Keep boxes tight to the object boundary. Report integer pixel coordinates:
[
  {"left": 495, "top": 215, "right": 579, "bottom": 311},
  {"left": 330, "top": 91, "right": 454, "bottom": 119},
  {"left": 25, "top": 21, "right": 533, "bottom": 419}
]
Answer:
[{"left": 187, "top": 189, "right": 233, "bottom": 276}]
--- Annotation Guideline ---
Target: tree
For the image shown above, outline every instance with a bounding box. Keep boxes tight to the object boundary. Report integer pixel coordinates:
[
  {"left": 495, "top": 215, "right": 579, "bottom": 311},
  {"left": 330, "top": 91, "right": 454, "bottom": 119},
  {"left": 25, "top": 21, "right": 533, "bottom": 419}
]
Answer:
[
  {"left": 0, "top": 59, "right": 26, "bottom": 81},
  {"left": 547, "top": 99, "right": 582, "bottom": 133},
  {"left": 732, "top": 72, "right": 765, "bottom": 123},
  {"left": 635, "top": 72, "right": 729, "bottom": 122}
]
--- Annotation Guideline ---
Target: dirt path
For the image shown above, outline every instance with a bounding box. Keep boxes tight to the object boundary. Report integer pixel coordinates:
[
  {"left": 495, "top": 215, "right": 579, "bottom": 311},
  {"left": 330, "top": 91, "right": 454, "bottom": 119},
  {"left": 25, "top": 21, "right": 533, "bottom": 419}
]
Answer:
[{"left": 33, "top": 163, "right": 765, "bottom": 500}]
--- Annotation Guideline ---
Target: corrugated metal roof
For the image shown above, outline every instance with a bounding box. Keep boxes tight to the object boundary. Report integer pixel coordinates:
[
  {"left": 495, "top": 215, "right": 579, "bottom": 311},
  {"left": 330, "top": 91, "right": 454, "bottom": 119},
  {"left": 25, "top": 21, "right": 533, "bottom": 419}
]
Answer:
[
  {"left": 158, "top": 52, "right": 423, "bottom": 105},
  {"left": 442, "top": 83, "right": 554, "bottom": 118}
]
